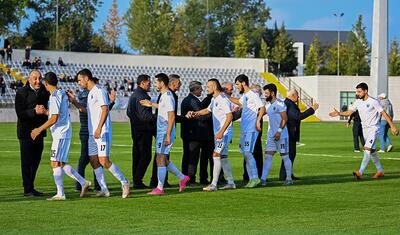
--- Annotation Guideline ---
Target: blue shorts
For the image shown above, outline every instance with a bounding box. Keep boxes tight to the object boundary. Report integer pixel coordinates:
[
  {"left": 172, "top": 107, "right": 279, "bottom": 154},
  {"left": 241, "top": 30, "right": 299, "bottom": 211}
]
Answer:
[
  {"left": 239, "top": 132, "right": 259, "bottom": 154},
  {"left": 50, "top": 138, "right": 71, "bottom": 163},
  {"left": 214, "top": 135, "right": 230, "bottom": 156},
  {"left": 265, "top": 137, "right": 289, "bottom": 154},
  {"left": 156, "top": 133, "right": 175, "bottom": 155},
  {"left": 89, "top": 133, "right": 111, "bottom": 157}
]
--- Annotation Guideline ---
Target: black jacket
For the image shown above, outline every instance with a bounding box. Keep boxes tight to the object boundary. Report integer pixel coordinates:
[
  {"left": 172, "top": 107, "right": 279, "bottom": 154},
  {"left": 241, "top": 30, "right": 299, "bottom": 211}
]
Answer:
[
  {"left": 284, "top": 98, "right": 315, "bottom": 142},
  {"left": 15, "top": 84, "right": 49, "bottom": 139},
  {"left": 127, "top": 87, "right": 156, "bottom": 135},
  {"left": 180, "top": 93, "right": 213, "bottom": 141}
]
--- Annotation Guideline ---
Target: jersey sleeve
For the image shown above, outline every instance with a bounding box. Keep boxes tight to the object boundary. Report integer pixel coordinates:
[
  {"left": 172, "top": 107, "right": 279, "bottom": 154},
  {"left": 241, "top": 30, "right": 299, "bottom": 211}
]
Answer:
[
  {"left": 98, "top": 89, "right": 109, "bottom": 107},
  {"left": 372, "top": 99, "right": 384, "bottom": 113},
  {"left": 49, "top": 92, "right": 61, "bottom": 115},
  {"left": 222, "top": 99, "right": 232, "bottom": 114},
  {"left": 278, "top": 101, "right": 287, "bottom": 113},
  {"left": 239, "top": 95, "right": 245, "bottom": 105},
  {"left": 253, "top": 95, "right": 264, "bottom": 110},
  {"left": 165, "top": 95, "right": 175, "bottom": 112},
  {"left": 207, "top": 99, "right": 214, "bottom": 112}
]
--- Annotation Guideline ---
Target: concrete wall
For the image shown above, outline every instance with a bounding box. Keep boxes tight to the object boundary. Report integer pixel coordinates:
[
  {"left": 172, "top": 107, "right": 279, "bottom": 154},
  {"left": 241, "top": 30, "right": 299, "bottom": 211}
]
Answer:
[
  {"left": 12, "top": 49, "right": 266, "bottom": 72},
  {"left": 289, "top": 75, "right": 400, "bottom": 121}
]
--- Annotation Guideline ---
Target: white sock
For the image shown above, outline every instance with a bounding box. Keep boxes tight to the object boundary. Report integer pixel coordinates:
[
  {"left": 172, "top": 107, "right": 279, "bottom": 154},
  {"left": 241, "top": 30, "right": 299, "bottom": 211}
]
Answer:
[
  {"left": 221, "top": 157, "right": 234, "bottom": 185},
  {"left": 108, "top": 163, "right": 128, "bottom": 184},
  {"left": 63, "top": 164, "right": 86, "bottom": 186},
  {"left": 244, "top": 152, "right": 258, "bottom": 180},
  {"left": 53, "top": 167, "right": 64, "bottom": 196},
  {"left": 94, "top": 167, "right": 108, "bottom": 192},
  {"left": 359, "top": 151, "right": 371, "bottom": 174},
  {"left": 157, "top": 167, "right": 167, "bottom": 190},
  {"left": 261, "top": 154, "right": 273, "bottom": 181},
  {"left": 371, "top": 152, "right": 383, "bottom": 172},
  {"left": 167, "top": 162, "right": 185, "bottom": 180},
  {"left": 211, "top": 157, "right": 221, "bottom": 186},
  {"left": 282, "top": 155, "right": 292, "bottom": 181}
]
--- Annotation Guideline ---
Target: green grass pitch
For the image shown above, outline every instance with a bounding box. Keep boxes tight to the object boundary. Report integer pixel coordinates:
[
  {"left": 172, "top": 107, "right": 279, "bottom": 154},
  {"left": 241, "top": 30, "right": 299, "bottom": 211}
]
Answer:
[{"left": 0, "top": 122, "right": 399, "bottom": 234}]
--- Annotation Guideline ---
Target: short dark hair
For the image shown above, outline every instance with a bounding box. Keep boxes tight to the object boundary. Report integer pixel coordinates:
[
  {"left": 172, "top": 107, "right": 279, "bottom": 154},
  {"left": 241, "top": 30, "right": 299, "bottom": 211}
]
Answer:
[
  {"left": 43, "top": 72, "right": 58, "bottom": 86},
  {"left": 234, "top": 74, "right": 249, "bottom": 86},
  {"left": 208, "top": 78, "right": 223, "bottom": 92},
  {"left": 169, "top": 74, "right": 180, "bottom": 80},
  {"left": 189, "top": 81, "right": 202, "bottom": 92},
  {"left": 156, "top": 73, "right": 169, "bottom": 86},
  {"left": 263, "top": 83, "right": 277, "bottom": 96},
  {"left": 77, "top": 69, "right": 94, "bottom": 81},
  {"left": 356, "top": 82, "right": 368, "bottom": 91},
  {"left": 137, "top": 74, "right": 150, "bottom": 86}
]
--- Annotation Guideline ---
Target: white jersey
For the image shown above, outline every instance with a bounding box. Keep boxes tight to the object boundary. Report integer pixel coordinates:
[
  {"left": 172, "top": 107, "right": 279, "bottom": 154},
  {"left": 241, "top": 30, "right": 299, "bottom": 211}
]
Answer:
[
  {"left": 349, "top": 97, "right": 383, "bottom": 129},
  {"left": 239, "top": 90, "right": 264, "bottom": 133},
  {"left": 87, "top": 85, "right": 112, "bottom": 136},
  {"left": 157, "top": 90, "right": 176, "bottom": 136},
  {"left": 266, "top": 99, "right": 288, "bottom": 139},
  {"left": 207, "top": 93, "right": 233, "bottom": 136},
  {"left": 49, "top": 89, "right": 71, "bottom": 139}
]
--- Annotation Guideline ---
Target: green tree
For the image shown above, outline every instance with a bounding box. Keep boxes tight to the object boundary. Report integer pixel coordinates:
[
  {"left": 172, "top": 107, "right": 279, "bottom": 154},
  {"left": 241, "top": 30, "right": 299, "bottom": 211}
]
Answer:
[
  {"left": 0, "top": 0, "right": 28, "bottom": 36},
  {"left": 234, "top": 17, "right": 248, "bottom": 58},
  {"left": 169, "top": 21, "right": 194, "bottom": 56},
  {"left": 321, "top": 42, "right": 349, "bottom": 75},
  {"left": 271, "top": 23, "right": 296, "bottom": 75},
  {"left": 304, "top": 36, "right": 322, "bottom": 75},
  {"left": 389, "top": 39, "right": 400, "bottom": 76},
  {"left": 126, "top": 0, "right": 174, "bottom": 55},
  {"left": 346, "top": 15, "right": 370, "bottom": 76},
  {"left": 260, "top": 38, "right": 269, "bottom": 59},
  {"left": 102, "top": 0, "right": 123, "bottom": 53}
]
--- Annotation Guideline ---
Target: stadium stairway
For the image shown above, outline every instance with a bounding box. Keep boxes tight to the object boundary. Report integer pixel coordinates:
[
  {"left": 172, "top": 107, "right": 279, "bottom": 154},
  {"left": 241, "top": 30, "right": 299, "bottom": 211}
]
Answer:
[{"left": 261, "top": 72, "right": 320, "bottom": 122}]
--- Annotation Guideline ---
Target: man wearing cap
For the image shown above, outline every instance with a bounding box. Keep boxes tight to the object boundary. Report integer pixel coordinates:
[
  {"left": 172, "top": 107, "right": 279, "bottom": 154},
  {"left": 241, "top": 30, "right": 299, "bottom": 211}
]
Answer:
[{"left": 378, "top": 93, "right": 394, "bottom": 152}]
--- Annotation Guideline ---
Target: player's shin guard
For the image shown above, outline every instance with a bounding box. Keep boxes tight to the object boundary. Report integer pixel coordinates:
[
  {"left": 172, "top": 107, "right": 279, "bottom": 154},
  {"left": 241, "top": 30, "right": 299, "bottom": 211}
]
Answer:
[
  {"left": 157, "top": 167, "right": 167, "bottom": 190},
  {"left": 244, "top": 152, "right": 258, "bottom": 180},
  {"left": 94, "top": 167, "right": 108, "bottom": 192},
  {"left": 282, "top": 155, "right": 292, "bottom": 181},
  {"left": 63, "top": 164, "right": 86, "bottom": 186},
  {"left": 359, "top": 150, "right": 371, "bottom": 174},
  {"left": 221, "top": 156, "right": 234, "bottom": 184},
  {"left": 53, "top": 167, "right": 64, "bottom": 196},
  {"left": 261, "top": 154, "right": 273, "bottom": 181},
  {"left": 371, "top": 152, "right": 383, "bottom": 172},
  {"left": 167, "top": 162, "right": 185, "bottom": 180},
  {"left": 211, "top": 157, "right": 222, "bottom": 186},
  {"left": 108, "top": 163, "right": 128, "bottom": 184}
]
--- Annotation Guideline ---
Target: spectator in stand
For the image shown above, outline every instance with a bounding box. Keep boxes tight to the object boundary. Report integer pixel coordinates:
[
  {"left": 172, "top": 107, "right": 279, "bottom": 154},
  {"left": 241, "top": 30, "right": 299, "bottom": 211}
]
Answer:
[
  {"left": 25, "top": 46, "right": 31, "bottom": 61},
  {"left": 45, "top": 59, "right": 52, "bottom": 66},
  {"left": 59, "top": 73, "right": 66, "bottom": 82},
  {"left": 0, "top": 76, "right": 5, "bottom": 96},
  {"left": 58, "top": 57, "right": 65, "bottom": 66},
  {"left": 6, "top": 45, "right": 12, "bottom": 62},
  {"left": 0, "top": 48, "right": 5, "bottom": 64},
  {"left": 22, "top": 60, "right": 31, "bottom": 67}
]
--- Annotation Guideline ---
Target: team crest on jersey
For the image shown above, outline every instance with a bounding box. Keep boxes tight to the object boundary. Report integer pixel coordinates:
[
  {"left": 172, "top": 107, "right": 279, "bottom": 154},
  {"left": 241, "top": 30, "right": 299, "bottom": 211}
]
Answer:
[
  {"left": 215, "top": 102, "right": 218, "bottom": 107},
  {"left": 273, "top": 107, "right": 276, "bottom": 111},
  {"left": 91, "top": 95, "right": 93, "bottom": 99},
  {"left": 366, "top": 104, "right": 370, "bottom": 108}
]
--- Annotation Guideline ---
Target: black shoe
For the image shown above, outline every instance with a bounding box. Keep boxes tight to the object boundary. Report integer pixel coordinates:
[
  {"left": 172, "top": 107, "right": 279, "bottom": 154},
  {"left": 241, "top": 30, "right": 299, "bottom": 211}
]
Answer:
[
  {"left": 292, "top": 176, "right": 301, "bottom": 180},
  {"left": 32, "top": 189, "right": 44, "bottom": 196},
  {"left": 164, "top": 182, "right": 172, "bottom": 188},
  {"left": 133, "top": 183, "right": 149, "bottom": 189},
  {"left": 200, "top": 180, "right": 210, "bottom": 185},
  {"left": 24, "top": 192, "right": 34, "bottom": 197}
]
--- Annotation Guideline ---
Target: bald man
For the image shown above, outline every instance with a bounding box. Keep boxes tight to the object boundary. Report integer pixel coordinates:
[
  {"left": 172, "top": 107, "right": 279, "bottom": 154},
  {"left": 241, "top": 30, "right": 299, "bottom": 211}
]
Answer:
[
  {"left": 15, "top": 70, "right": 50, "bottom": 196},
  {"left": 279, "top": 89, "right": 318, "bottom": 180}
]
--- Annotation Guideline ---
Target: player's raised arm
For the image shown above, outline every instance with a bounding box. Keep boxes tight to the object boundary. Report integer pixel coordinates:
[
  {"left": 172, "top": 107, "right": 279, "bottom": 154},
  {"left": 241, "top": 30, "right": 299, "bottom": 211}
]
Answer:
[
  {"left": 139, "top": 99, "right": 159, "bottom": 109},
  {"left": 228, "top": 96, "right": 241, "bottom": 106},
  {"left": 329, "top": 108, "right": 354, "bottom": 117}
]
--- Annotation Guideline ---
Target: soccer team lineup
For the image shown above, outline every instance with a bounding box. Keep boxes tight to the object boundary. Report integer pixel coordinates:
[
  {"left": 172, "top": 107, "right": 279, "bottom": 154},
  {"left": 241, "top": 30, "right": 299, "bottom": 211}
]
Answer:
[{"left": 21, "top": 68, "right": 398, "bottom": 200}]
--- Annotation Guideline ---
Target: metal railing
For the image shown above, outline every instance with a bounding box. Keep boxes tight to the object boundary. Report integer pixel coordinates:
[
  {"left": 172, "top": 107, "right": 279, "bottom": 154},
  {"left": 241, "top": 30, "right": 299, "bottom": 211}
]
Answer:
[{"left": 277, "top": 76, "right": 314, "bottom": 107}]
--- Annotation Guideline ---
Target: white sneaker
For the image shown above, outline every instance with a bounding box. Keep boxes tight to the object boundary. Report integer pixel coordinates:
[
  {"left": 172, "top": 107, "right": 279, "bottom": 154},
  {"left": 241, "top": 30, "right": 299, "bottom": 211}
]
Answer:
[
  {"left": 96, "top": 190, "right": 110, "bottom": 197},
  {"left": 378, "top": 150, "right": 385, "bottom": 153},
  {"left": 80, "top": 181, "right": 91, "bottom": 198},
  {"left": 203, "top": 184, "right": 217, "bottom": 192},
  {"left": 354, "top": 150, "right": 361, "bottom": 153},
  {"left": 283, "top": 180, "right": 294, "bottom": 186},
  {"left": 47, "top": 194, "right": 66, "bottom": 201},
  {"left": 219, "top": 183, "right": 236, "bottom": 190},
  {"left": 387, "top": 145, "right": 393, "bottom": 152},
  {"left": 122, "top": 181, "right": 130, "bottom": 199}
]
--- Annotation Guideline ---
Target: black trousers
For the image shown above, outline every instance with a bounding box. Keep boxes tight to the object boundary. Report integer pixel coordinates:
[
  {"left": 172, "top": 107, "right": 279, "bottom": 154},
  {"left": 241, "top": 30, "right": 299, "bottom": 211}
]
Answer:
[
  {"left": 188, "top": 140, "right": 214, "bottom": 183},
  {"left": 75, "top": 134, "right": 100, "bottom": 191},
  {"left": 279, "top": 139, "right": 297, "bottom": 180},
  {"left": 353, "top": 122, "right": 365, "bottom": 150},
  {"left": 181, "top": 140, "right": 190, "bottom": 176},
  {"left": 243, "top": 132, "right": 263, "bottom": 181},
  {"left": 19, "top": 137, "right": 43, "bottom": 193},
  {"left": 132, "top": 131, "right": 153, "bottom": 185}
]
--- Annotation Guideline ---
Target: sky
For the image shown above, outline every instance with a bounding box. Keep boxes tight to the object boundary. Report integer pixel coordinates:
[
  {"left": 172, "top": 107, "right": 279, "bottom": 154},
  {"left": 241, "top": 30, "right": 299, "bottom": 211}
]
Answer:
[{"left": 19, "top": 0, "right": 400, "bottom": 54}]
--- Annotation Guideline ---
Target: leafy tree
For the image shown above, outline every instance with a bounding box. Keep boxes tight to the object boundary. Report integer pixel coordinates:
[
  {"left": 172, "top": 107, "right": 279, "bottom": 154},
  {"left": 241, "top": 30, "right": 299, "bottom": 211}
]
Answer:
[
  {"left": 321, "top": 42, "right": 349, "bottom": 75},
  {"left": 389, "top": 39, "right": 400, "bottom": 76},
  {"left": 271, "top": 23, "right": 296, "bottom": 75},
  {"left": 260, "top": 38, "right": 270, "bottom": 59},
  {"left": 102, "top": 0, "right": 123, "bottom": 53},
  {"left": 346, "top": 15, "right": 370, "bottom": 76},
  {"left": 304, "top": 36, "right": 322, "bottom": 75},
  {"left": 234, "top": 17, "right": 248, "bottom": 58},
  {"left": 169, "top": 21, "right": 194, "bottom": 56},
  {"left": 0, "top": 0, "right": 28, "bottom": 36}
]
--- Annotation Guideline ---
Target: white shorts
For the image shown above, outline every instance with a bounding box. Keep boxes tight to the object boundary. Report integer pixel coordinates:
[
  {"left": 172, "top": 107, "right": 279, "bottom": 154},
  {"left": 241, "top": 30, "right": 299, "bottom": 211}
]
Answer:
[
  {"left": 50, "top": 138, "right": 71, "bottom": 163},
  {"left": 214, "top": 135, "right": 230, "bottom": 156},
  {"left": 363, "top": 127, "right": 379, "bottom": 150},
  {"left": 156, "top": 133, "right": 175, "bottom": 155},
  {"left": 265, "top": 136, "right": 289, "bottom": 154},
  {"left": 89, "top": 134, "right": 111, "bottom": 157},
  {"left": 239, "top": 132, "right": 259, "bottom": 154}
]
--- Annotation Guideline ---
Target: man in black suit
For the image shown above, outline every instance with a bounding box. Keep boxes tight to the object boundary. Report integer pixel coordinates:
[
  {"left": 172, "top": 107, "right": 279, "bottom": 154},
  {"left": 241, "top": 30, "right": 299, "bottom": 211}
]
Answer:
[
  {"left": 149, "top": 74, "right": 183, "bottom": 188},
  {"left": 181, "top": 81, "right": 214, "bottom": 184},
  {"left": 15, "top": 70, "right": 49, "bottom": 196},
  {"left": 279, "top": 89, "right": 319, "bottom": 180},
  {"left": 127, "top": 74, "right": 157, "bottom": 189}
]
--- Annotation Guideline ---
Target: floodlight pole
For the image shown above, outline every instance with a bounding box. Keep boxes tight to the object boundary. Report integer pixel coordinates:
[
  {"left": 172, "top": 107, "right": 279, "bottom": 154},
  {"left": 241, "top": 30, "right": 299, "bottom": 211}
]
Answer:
[
  {"left": 56, "top": 0, "right": 59, "bottom": 50},
  {"left": 334, "top": 12, "right": 344, "bottom": 76}
]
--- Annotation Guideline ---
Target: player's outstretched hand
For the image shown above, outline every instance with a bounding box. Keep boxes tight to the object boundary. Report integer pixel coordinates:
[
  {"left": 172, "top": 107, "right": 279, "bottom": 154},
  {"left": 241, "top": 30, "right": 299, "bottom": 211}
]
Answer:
[
  {"left": 391, "top": 126, "right": 399, "bottom": 136},
  {"left": 186, "top": 111, "right": 194, "bottom": 119},
  {"left": 140, "top": 99, "right": 152, "bottom": 107},
  {"left": 329, "top": 108, "right": 340, "bottom": 117},
  {"left": 31, "top": 128, "right": 41, "bottom": 140}
]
